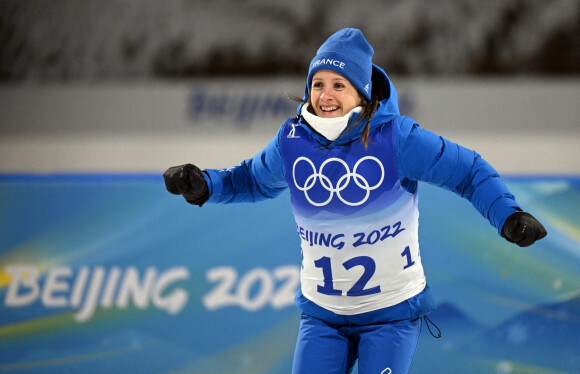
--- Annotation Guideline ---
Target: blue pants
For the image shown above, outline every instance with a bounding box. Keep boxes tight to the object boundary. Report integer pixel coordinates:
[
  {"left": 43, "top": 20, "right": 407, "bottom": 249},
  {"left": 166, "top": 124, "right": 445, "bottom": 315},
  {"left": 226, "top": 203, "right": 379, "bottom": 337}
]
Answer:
[{"left": 292, "top": 313, "right": 421, "bottom": 374}]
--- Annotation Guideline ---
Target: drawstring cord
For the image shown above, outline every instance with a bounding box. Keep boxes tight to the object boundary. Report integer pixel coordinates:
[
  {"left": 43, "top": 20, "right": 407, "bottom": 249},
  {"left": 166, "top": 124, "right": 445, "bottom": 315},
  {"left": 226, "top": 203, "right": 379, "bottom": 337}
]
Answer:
[{"left": 422, "top": 315, "right": 442, "bottom": 338}]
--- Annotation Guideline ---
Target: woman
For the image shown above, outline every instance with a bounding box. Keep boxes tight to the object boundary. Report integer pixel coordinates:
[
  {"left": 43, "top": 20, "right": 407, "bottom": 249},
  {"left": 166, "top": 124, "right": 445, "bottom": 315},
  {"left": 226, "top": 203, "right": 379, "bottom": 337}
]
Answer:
[{"left": 163, "top": 28, "right": 546, "bottom": 374}]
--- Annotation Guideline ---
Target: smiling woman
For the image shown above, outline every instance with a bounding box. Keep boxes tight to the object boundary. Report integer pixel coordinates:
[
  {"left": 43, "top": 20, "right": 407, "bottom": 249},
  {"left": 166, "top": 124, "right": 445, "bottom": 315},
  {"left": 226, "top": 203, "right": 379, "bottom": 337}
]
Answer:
[
  {"left": 162, "top": 28, "right": 547, "bottom": 374},
  {"left": 309, "top": 71, "right": 361, "bottom": 118},
  {"left": 300, "top": 71, "right": 365, "bottom": 142},
  {"left": 299, "top": 72, "right": 364, "bottom": 143},
  {"left": 301, "top": 29, "right": 380, "bottom": 147}
]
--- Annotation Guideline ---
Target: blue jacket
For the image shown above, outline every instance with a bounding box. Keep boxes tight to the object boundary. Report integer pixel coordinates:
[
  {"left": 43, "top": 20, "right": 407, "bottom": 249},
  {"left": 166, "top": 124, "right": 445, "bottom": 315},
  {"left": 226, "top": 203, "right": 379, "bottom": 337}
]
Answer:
[
  {"left": 204, "top": 65, "right": 520, "bottom": 236},
  {"left": 203, "top": 65, "right": 520, "bottom": 323}
]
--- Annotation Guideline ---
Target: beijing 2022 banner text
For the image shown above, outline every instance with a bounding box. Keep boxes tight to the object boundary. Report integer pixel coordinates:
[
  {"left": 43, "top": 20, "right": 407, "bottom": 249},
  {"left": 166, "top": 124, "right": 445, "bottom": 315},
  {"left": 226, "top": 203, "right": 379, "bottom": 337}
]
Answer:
[{"left": 1, "top": 174, "right": 578, "bottom": 374}]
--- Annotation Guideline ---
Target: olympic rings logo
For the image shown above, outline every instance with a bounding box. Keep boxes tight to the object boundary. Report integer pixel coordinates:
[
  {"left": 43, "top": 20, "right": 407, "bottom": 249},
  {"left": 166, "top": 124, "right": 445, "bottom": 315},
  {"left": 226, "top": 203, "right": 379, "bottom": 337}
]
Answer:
[{"left": 292, "top": 156, "right": 384, "bottom": 207}]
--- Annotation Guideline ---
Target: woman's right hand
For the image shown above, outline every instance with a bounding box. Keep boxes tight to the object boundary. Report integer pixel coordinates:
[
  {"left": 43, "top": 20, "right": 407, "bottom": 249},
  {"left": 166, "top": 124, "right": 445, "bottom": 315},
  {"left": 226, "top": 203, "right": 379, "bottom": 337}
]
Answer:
[{"left": 163, "top": 163, "right": 209, "bottom": 206}]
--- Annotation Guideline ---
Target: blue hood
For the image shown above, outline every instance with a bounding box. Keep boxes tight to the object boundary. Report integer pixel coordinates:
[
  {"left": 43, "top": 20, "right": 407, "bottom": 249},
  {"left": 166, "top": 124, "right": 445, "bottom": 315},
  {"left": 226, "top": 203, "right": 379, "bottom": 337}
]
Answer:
[{"left": 297, "top": 64, "right": 400, "bottom": 148}]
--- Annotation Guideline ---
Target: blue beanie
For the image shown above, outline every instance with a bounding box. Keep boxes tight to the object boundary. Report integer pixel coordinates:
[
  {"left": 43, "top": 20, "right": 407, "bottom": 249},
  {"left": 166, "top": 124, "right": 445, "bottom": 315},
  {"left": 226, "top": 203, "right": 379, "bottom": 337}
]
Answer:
[{"left": 307, "top": 28, "right": 374, "bottom": 101}]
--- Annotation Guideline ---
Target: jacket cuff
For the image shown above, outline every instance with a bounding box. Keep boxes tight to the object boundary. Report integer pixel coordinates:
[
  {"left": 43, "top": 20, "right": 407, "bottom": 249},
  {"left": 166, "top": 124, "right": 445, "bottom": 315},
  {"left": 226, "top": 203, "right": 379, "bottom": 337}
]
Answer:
[
  {"left": 489, "top": 196, "right": 521, "bottom": 236},
  {"left": 203, "top": 169, "right": 223, "bottom": 203}
]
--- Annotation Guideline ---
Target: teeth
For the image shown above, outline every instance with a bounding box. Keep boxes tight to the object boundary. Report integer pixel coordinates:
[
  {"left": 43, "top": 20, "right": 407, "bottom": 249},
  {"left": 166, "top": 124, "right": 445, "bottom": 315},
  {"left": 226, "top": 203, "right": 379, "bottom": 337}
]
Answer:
[{"left": 322, "top": 106, "right": 338, "bottom": 112}]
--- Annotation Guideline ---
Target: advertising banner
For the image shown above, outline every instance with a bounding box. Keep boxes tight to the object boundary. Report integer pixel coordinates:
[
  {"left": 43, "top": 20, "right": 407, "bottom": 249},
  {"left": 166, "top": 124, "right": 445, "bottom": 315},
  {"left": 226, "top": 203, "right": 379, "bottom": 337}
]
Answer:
[{"left": 1, "top": 175, "right": 578, "bottom": 373}]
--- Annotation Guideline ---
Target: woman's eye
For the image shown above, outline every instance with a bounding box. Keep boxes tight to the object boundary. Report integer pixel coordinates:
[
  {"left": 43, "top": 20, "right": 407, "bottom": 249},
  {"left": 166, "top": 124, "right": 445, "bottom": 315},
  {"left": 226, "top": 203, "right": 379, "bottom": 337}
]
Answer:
[
  {"left": 334, "top": 83, "right": 345, "bottom": 89},
  {"left": 313, "top": 82, "right": 323, "bottom": 89}
]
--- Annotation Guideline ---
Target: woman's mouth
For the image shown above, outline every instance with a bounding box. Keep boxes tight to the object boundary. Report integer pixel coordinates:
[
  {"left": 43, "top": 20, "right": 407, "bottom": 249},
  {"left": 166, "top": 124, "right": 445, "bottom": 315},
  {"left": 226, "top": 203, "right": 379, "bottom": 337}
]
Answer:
[{"left": 320, "top": 106, "right": 339, "bottom": 115}]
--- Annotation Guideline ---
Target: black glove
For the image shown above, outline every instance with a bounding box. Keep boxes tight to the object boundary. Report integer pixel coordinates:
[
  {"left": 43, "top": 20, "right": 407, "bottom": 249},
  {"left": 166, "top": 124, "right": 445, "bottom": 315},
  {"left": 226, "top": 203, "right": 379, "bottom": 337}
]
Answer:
[
  {"left": 163, "top": 163, "right": 209, "bottom": 207},
  {"left": 501, "top": 211, "right": 547, "bottom": 247}
]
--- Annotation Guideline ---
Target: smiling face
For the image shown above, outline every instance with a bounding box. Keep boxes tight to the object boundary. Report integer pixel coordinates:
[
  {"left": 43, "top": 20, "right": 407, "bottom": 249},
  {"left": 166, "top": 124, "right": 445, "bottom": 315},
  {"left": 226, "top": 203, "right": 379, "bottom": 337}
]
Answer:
[{"left": 310, "top": 70, "right": 362, "bottom": 118}]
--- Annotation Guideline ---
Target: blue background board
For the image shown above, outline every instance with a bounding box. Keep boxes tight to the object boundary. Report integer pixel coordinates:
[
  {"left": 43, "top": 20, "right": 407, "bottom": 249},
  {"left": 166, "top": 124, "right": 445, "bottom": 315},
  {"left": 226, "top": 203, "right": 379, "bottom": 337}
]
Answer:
[{"left": 0, "top": 174, "right": 579, "bottom": 373}]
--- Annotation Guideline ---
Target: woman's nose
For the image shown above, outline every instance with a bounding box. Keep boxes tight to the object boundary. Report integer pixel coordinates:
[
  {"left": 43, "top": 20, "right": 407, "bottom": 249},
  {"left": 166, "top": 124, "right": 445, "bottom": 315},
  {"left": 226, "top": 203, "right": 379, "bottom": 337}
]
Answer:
[{"left": 320, "top": 89, "right": 333, "bottom": 100}]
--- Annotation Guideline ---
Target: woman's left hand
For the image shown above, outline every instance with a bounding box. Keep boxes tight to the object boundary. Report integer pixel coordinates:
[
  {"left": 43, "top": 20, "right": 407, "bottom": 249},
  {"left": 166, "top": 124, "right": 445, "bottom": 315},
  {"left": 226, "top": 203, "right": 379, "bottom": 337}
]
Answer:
[{"left": 501, "top": 212, "right": 547, "bottom": 247}]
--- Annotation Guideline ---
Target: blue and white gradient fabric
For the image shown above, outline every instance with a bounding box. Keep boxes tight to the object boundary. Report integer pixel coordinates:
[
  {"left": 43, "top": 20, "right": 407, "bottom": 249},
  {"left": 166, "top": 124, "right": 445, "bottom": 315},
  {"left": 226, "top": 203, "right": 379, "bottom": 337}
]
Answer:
[{"left": 203, "top": 64, "right": 521, "bottom": 322}]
